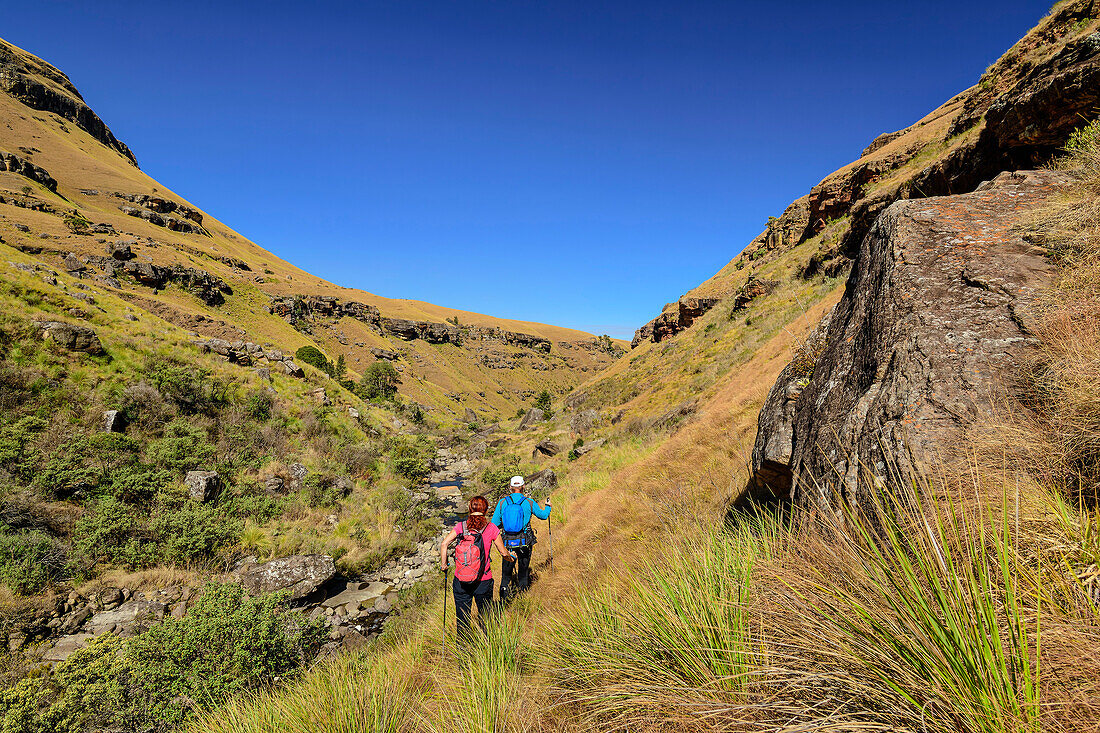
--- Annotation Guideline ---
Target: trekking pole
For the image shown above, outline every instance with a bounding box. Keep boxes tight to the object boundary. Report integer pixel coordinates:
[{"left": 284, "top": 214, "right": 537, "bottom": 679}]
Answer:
[
  {"left": 547, "top": 499, "right": 554, "bottom": 571},
  {"left": 441, "top": 567, "right": 448, "bottom": 658}
]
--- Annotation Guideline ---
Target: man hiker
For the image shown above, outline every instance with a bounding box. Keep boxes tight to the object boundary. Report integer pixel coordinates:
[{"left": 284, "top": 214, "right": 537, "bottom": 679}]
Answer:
[{"left": 491, "top": 475, "right": 552, "bottom": 602}]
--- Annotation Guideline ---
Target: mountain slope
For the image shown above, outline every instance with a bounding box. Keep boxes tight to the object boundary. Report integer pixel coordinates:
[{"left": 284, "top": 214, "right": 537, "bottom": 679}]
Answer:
[
  {"left": 0, "top": 38, "right": 624, "bottom": 419},
  {"left": 569, "top": 1, "right": 1100, "bottom": 434}
]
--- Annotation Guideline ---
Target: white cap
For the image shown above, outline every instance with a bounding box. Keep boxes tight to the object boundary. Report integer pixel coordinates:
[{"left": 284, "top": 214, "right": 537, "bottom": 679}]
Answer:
[{"left": 510, "top": 475, "right": 525, "bottom": 488}]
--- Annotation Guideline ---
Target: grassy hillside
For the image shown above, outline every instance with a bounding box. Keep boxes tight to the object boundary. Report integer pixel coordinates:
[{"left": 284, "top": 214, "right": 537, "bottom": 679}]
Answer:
[{"left": 0, "top": 40, "right": 623, "bottom": 420}]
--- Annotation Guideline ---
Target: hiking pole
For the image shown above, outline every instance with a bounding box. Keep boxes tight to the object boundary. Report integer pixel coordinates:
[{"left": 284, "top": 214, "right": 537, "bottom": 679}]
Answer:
[
  {"left": 547, "top": 499, "right": 554, "bottom": 571},
  {"left": 441, "top": 567, "right": 448, "bottom": 658}
]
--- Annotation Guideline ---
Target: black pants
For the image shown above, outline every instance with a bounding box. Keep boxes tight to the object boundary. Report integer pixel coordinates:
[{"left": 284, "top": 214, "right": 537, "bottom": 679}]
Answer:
[
  {"left": 500, "top": 546, "right": 532, "bottom": 602},
  {"left": 453, "top": 577, "right": 494, "bottom": 637}
]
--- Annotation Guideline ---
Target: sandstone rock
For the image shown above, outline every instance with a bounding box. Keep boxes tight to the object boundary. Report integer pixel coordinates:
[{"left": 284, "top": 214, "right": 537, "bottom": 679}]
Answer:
[
  {"left": 107, "top": 241, "right": 134, "bottom": 260},
  {"left": 43, "top": 633, "right": 94, "bottom": 662},
  {"left": 185, "top": 470, "right": 222, "bottom": 502},
  {"left": 310, "top": 387, "right": 329, "bottom": 406},
  {"left": 282, "top": 360, "right": 304, "bottom": 378},
  {"left": 102, "top": 409, "right": 125, "bottom": 433},
  {"left": 85, "top": 600, "right": 166, "bottom": 635},
  {"left": 464, "top": 407, "right": 478, "bottom": 423},
  {"left": 37, "top": 321, "right": 104, "bottom": 354},
  {"left": 570, "top": 409, "right": 599, "bottom": 435},
  {"left": 234, "top": 554, "right": 335, "bottom": 600},
  {"left": 321, "top": 581, "right": 392, "bottom": 609},
  {"left": 574, "top": 438, "right": 606, "bottom": 457},
  {"left": 519, "top": 408, "right": 545, "bottom": 430},
  {"left": 632, "top": 295, "right": 721, "bottom": 347},
  {"left": 532, "top": 440, "right": 560, "bottom": 459},
  {"left": 747, "top": 170, "right": 1066, "bottom": 512},
  {"left": 524, "top": 468, "right": 558, "bottom": 496}
]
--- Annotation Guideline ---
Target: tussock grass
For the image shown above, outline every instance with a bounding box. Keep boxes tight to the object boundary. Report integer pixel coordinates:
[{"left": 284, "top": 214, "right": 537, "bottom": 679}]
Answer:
[{"left": 189, "top": 650, "right": 418, "bottom": 733}]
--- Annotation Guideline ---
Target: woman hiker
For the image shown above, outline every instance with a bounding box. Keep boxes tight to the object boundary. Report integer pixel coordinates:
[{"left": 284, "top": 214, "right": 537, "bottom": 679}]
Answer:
[{"left": 439, "top": 495, "right": 515, "bottom": 638}]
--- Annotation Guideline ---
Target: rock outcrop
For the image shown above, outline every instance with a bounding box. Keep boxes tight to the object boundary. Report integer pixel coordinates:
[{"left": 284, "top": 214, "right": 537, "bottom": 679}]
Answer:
[
  {"left": 233, "top": 554, "right": 337, "bottom": 601},
  {"left": 0, "top": 150, "right": 56, "bottom": 191},
  {"left": 747, "top": 170, "right": 1067, "bottom": 512},
  {"left": 36, "top": 320, "right": 104, "bottom": 354},
  {"left": 632, "top": 295, "right": 722, "bottom": 347},
  {"left": 0, "top": 39, "right": 138, "bottom": 165}
]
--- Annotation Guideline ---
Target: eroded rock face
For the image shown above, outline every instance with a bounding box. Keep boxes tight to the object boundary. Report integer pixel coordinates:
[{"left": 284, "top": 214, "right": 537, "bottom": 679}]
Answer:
[
  {"left": 0, "top": 150, "right": 56, "bottom": 191},
  {"left": 0, "top": 40, "right": 138, "bottom": 165},
  {"left": 233, "top": 554, "right": 336, "bottom": 600},
  {"left": 747, "top": 170, "right": 1067, "bottom": 511},
  {"left": 632, "top": 295, "right": 722, "bottom": 347},
  {"left": 36, "top": 321, "right": 104, "bottom": 354}
]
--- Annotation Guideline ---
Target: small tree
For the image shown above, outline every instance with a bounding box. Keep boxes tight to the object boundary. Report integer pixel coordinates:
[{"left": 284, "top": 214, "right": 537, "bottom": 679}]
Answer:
[
  {"left": 295, "top": 346, "right": 331, "bottom": 374},
  {"left": 334, "top": 354, "right": 347, "bottom": 380},
  {"left": 534, "top": 390, "right": 553, "bottom": 413},
  {"left": 360, "top": 361, "right": 399, "bottom": 401}
]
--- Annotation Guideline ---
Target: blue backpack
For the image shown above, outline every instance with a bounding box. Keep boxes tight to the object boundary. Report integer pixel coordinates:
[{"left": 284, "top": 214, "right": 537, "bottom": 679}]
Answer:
[{"left": 500, "top": 494, "right": 528, "bottom": 534}]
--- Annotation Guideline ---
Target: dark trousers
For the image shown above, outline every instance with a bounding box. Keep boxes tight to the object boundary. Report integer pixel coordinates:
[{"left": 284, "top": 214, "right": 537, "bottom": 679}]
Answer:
[
  {"left": 500, "top": 546, "right": 532, "bottom": 602},
  {"left": 453, "top": 577, "right": 494, "bottom": 637}
]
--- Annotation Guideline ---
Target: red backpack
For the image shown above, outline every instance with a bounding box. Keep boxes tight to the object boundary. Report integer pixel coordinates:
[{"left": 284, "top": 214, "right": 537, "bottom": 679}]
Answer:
[{"left": 454, "top": 522, "right": 487, "bottom": 583}]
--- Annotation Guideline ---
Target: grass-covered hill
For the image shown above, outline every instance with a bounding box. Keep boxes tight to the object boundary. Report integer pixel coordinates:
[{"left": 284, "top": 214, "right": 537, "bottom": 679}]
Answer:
[
  {"left": 5, "top": 3, "right": 1100, "bottom": 733},
  {"left": 0, "top": 36, "right": 625, "bottom": 421}
]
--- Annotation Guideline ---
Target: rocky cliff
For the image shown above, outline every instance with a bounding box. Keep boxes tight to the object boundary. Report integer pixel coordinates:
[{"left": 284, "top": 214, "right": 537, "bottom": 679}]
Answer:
[
  {"left": 631, "top": 1, "right": 1100, "bottom": 348},
  {"left": 747, "top": 170, "right": 1066, "bottom": 510}
]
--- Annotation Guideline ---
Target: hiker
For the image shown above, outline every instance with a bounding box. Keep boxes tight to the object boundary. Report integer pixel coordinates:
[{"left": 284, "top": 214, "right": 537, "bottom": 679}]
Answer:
[
  {"left": 439, "top": 495, "right": 515, "bottom": 637},
  {"left": 491, "top": 475, "right": 552, "bottom": 602}
]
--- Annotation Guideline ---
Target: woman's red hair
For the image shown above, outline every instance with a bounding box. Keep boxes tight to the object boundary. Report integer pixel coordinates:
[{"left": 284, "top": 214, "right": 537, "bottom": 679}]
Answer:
[{"left": 466, "top": 495, "right": 490, "bottom": 532}]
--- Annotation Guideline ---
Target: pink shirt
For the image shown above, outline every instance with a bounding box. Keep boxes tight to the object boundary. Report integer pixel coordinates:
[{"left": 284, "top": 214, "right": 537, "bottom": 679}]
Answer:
[{"left": 455, "top": 521, "right": 499, "bottom": 581}]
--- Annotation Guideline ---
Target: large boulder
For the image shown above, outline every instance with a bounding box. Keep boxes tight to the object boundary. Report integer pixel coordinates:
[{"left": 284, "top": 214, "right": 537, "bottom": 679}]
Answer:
[
  {"left": 37, "top": 321, "right": 104, "bottom": 354},
  {"left": 234, "top": 554, "right": 336, "bottom": 601},
  {"left": 84, "top": 599, "right": 166, "bottom": 636},
  {"left": 519, "top": 408, "right": 546, "bottom": 430},
  {"left": 524, "top": 468, "right": 558, "bottom": 496},
  {"left": 532, "top": 440, "right": 560, "bottom": 459},
  {"left": 747, "top": 170, "right": 1067, "bottom": 513},
  {"left": 185, "top": 470, "right": 222, "bottom": 502}
]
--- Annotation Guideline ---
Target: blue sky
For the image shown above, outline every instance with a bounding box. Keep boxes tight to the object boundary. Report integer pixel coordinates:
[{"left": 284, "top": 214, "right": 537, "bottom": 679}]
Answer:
[{"left": 5, "top": 1, "right": 1049, "bottom": 338}]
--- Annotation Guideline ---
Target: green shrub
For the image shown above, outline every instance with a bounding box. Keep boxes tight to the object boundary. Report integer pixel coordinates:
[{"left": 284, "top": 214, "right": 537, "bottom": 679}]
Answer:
[
  {"left": 294, "top": 345, "right": 331, "bottom": 373},
  {"left": 148, "top": 419, "right": 216, "bottom": 475},
  {"left": 151, "top": 504, "right": 241, "bottom": 565},
  {"left": 302, "top": 474, "right": 351, "bottom": 508},
  {"left": 481, "top": 456, "right": 522, "bottom": 499},
  {"left": 390, "top": 436, "right": 433, "bottom": 482},
  {"left": 0, "top": 524, "right": 67, "bottom": 594},
  {"left": 0, "top": 583, "right": 325, "bottom": 733},
  {"left": 143, "top": 356, "right": 229, "bottom": 414},
  {"left": 0, "top": 416, "right": 46, "bottom": 482},
  {"left": 245, "top": 389, "right": 273, "bottom": 421},
  {"left": 360, "top": 361, "right": 400, "bottom": 401},
  {"left": 35, "top": 432, "right": 141, "bottom": 498},
  {"left": 533, "top": 389, "right": 553, "bottom": 412},
  {"left": 72, "top": 496, "right": 137, "bottom": 569},
  {"left": 1064, "top": 117, "right": 1100, "bottom": 153}
]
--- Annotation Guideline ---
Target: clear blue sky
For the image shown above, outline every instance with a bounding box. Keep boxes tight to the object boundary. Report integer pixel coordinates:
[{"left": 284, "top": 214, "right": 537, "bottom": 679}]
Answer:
[{"left": 5, "top": 1, "right": 1049, "bottom": 338}]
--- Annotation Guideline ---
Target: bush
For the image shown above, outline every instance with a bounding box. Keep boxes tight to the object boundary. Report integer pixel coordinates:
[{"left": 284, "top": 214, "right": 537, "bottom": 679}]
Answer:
[
  {"left": 0, "top": 416, "right": 46, "bottom": 482},
  {"left": 534, "top": 389, "right": 553, "bottom": 413},
  {"left": 390, "top": 436, "right": 433, "bottom": 482},
  {"left": 481, "top": 456, "right": 522, "bottom": 499},
  {"left": 0, "top": 524, "right": 67, "bottom": 594},
  {"left": 151, "top": 504, "right": 241, "bottom": 565},
  {"left": 0, "top": 583, "right": 326, "bottom": 732},
  {"left": 295, "top": 345, "right": 331, "bottom": 373},
  {"left": 360, "top": 361, "right": 400, "bottom": 401},
  {"left": 143, "top": 356, "right": 229, "bottom": 415},
  {"left": 245, "top": 389, "right": 274, "bottom": 421},
  {"left": 302, "top": 474, "right": 351, "bottom": 508},
  {"left": 72, "top": 496, "right": 137, "bottom": 569},
  {"left": 148, "top": 419, "right": 216, "bottom": 475},
  {"left": 35, "top": 432, "right": 141, "bottom": 498}
]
